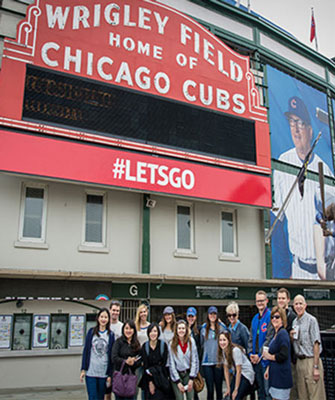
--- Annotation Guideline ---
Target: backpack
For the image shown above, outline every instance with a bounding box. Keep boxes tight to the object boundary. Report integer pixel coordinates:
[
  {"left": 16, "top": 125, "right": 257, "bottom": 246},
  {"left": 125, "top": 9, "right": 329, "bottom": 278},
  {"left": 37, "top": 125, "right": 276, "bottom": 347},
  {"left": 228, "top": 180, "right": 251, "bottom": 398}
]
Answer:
[{"left": 144, "top": 339, "right": 165, "bottom": 357}]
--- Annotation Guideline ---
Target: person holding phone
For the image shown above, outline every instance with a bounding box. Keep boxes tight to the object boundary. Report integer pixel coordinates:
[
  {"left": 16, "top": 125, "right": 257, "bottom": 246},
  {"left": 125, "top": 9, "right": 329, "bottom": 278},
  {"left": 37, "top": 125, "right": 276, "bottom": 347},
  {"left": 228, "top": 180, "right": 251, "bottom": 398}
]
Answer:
[
  {"left": 112, "top": 319, "right": 142, "bottom": 400},
  {"left": 169, "top": 320, "right": 199, "bottom": 400}
]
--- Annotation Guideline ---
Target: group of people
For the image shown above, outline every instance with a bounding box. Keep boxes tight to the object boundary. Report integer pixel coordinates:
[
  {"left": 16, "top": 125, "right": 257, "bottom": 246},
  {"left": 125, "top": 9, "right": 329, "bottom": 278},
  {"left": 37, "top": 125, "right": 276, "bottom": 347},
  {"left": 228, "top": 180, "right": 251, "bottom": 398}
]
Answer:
[
  {"left": 246, "top": 289, "right": 326, "bottom": 400},
  {"left": 80, "top": 290, "right": 326, "bottom": 400}
]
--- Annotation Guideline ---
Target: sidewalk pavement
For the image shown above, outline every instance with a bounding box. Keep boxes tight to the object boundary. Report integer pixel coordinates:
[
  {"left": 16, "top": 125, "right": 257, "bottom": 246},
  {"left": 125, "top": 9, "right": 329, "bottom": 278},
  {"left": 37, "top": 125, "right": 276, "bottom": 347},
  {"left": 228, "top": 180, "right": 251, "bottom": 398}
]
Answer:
[{"left": 0, "top": 387, "right": 211, "bottom": 399}]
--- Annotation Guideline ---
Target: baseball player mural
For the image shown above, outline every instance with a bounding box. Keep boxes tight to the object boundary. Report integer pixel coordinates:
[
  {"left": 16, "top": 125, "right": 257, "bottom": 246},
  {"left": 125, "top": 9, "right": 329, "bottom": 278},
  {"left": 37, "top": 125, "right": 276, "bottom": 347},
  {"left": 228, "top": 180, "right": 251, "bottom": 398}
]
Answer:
[{"left": 267, "top": 66, "right": 335, "bottom": 280}]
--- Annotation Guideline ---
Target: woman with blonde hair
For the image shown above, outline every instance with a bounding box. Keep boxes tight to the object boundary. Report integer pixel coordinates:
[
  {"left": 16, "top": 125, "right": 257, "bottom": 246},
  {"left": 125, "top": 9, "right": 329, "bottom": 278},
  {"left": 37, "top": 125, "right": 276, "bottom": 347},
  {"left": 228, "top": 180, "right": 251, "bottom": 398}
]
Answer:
[
  {"left": 169, "top": 320, "right": 199, "bottom": 400},
  {"left": 135, "top": 303, "right": 151, "bottom": 346},
  {"left": 225, "top": 302, "right": 249, "bottom": 353}
]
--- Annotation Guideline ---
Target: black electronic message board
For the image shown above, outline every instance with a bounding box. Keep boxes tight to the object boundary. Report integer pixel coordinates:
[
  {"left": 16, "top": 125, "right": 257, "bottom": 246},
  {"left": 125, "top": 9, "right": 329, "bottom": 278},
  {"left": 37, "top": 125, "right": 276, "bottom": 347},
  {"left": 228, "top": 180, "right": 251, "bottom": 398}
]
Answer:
[{"left": 23, "top": 65, "right": 256, "bottom": 164}]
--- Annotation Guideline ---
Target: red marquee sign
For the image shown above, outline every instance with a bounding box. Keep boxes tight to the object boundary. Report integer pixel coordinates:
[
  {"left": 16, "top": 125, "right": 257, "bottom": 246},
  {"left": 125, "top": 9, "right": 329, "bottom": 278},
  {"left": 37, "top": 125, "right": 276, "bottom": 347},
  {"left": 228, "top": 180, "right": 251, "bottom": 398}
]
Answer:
[
  {"left": 3, "top": 0, "right": 266, "bottom": 122},
  {"left": 0, "top": 0, "right": 272, "bottom": 207},
  {"left": 0, "top": 130, "right": 271, "bottom": 208}
]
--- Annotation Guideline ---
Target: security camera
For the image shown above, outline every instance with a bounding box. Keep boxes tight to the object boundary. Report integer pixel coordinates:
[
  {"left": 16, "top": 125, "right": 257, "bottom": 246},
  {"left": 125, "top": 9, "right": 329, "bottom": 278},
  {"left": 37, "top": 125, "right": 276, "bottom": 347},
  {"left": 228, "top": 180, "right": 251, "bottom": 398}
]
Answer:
[{"left": 146, "top": 198, "right": 156, "bottom": 208}]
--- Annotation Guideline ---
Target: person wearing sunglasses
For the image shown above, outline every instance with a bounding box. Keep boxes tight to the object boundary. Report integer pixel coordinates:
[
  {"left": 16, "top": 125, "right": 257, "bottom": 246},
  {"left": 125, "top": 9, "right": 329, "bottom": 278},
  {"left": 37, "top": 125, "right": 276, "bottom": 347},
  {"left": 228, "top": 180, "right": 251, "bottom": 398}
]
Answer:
[
  {"left": 263, "top": 307, "right": 292, "bottom": 400},
  {"left": 226, "top": 302, "right": 249, "bottom": 353}
]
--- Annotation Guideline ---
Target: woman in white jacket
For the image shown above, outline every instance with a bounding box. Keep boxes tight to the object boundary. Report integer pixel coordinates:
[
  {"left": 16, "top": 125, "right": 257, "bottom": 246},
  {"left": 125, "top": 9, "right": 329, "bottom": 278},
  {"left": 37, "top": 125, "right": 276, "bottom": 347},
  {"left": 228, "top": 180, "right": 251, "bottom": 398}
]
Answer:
[{"left": 169, "top": 320, "right": 199, "bottom": 400}]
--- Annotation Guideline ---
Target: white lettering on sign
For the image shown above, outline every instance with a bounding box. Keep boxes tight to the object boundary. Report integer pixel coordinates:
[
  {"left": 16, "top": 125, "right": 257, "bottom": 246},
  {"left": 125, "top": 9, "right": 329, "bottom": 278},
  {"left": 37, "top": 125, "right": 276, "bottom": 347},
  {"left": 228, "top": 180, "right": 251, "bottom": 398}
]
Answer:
[
  {"left": 182, "top": 80, "right": 245, "bottom": 113},
  {"left": 45, "top": 4, "right": 169, "bottom": 34},
  {"left": 109, "top": 33, "right": 163, "bottom": 60},
  {"left": 129, "top": 285, "right": 138, "bottom": 297},
  {"left": 41, "top": 42, "right": 170, "bottom": 93},
  {"left": 112, "top": 158, "right": 195, "bottom": 190},
  {"left": 38, "top": 0, "right": 267, "bottom": 121},
  {"left": 180, "top": 23, "right": 243, "bottom": 82}
]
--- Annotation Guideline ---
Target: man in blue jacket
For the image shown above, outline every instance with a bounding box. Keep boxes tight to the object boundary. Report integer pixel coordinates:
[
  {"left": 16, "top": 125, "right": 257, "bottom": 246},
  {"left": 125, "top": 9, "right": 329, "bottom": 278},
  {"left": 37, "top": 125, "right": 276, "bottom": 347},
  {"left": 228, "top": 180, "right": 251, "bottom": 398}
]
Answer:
[{"left": 247, "top": 290, "right": 271, "bottom": 400}]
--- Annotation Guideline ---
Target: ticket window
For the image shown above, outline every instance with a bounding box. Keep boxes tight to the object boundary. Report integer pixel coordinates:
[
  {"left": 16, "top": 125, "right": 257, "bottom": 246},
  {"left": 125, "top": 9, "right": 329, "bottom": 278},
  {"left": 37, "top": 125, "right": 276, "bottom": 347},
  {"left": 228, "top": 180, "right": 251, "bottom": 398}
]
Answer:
[
  {"left": 12, "top": 314, "right": 32, "bottom": 350},
  {"left": 50, "top": 314, "right": 68, "bottom": 349},
  {"left": 86, "top": 314, "right": 97, "bottom": 334}
]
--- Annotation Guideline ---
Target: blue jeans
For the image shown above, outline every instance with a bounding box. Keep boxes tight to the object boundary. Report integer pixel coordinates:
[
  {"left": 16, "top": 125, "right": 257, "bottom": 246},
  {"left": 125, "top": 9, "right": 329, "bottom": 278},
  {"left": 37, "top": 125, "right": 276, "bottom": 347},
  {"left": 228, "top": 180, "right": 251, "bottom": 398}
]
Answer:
[
  {"left": 254, "top": 363, "right": 270, "bottom": 400},
  {"left": 85, "top": 376, "right": 107, "bottom": 400},
  {"left": 115, "top": 396, "right": 135, "bottom": 400},
  {"left": 230, "top": 374, "right": 253, "bottom": 400},
  {"left": 202, "top": 365, "right": 223, "bottom": 400}
]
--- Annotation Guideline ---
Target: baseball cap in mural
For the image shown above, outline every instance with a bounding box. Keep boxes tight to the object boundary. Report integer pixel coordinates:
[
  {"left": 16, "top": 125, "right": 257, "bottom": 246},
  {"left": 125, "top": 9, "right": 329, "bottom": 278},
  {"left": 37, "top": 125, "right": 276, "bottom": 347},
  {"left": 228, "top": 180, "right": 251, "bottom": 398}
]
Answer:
[
  {"left": 284, "top": 96, "right": 311, "bottom": 125},
  {"left": 208, "top": 306, "right": 218, "bottom": 314},
  {"left": 186, "top": 307, "right": 197, "bottom": 316},
  {"left": 163, "top": 306, "right": 174, "bottom": 314}
]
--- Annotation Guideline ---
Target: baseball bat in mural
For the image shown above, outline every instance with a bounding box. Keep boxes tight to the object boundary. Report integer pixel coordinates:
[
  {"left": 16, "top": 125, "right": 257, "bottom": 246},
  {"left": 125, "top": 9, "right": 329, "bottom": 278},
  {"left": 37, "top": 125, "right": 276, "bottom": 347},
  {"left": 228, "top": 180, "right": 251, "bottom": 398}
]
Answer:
[{"left": 318, "top": 162, "right": 327, "bottom": 221}]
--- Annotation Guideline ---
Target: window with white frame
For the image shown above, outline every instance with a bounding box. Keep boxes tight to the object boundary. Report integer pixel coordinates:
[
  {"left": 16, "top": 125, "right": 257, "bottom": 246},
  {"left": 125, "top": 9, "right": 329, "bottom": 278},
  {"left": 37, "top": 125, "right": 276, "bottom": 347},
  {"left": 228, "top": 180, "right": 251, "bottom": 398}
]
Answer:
[
  {"left": 82, "top": 191, "right": 106, "bottom": 247},
  {"left": 221, "top": 210, "right": 237, "bottom": 256},
  {"left": 176, "top": 203, "right": 194, "bottom": 253},
  {"left": 19, "top": 183, "right": 47, "bottom": 242}
]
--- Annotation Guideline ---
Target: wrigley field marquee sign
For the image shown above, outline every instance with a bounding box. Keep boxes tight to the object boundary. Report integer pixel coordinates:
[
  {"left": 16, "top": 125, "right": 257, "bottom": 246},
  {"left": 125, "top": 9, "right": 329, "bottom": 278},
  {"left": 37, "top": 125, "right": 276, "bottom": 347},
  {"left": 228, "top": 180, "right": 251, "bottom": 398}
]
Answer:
[{"left": 0, "top": 0, "right": 271, "bottom": 207}]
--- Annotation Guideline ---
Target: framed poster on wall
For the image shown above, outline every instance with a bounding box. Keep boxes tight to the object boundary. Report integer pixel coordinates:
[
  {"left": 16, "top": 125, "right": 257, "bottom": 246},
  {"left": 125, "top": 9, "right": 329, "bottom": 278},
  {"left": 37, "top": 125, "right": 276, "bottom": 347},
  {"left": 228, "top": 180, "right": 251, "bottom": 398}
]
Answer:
[
  {"left": 69, "top": 314, "right": 85, "bottom": 347},
  {"left": 32, "top": 314, "right": 50, "bottom": 348},
  {"left": 0, "top": 315, "right": 13, "bottom": 349}
]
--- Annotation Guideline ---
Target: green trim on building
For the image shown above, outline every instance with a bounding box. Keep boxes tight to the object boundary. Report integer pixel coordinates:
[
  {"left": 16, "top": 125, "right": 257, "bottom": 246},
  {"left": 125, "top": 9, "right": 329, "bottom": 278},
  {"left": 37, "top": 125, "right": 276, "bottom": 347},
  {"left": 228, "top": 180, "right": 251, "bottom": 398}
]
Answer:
[
  {"left": 141, "top": 194, "right": 151, "bottom": 274},
  {"left": 187, "top": 0, "right": 335, "bottom": 92},
  {"left": 110, "top": 281, "right": 335, "bottom": 302}
]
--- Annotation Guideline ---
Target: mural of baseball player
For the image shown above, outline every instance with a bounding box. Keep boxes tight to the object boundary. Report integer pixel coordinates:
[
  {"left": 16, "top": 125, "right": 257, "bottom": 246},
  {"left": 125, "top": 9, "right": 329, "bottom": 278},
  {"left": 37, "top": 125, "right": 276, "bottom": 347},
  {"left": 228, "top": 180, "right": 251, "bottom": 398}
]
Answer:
[{"left": 268, "top": 66, "right": 335, "bottom": 280}]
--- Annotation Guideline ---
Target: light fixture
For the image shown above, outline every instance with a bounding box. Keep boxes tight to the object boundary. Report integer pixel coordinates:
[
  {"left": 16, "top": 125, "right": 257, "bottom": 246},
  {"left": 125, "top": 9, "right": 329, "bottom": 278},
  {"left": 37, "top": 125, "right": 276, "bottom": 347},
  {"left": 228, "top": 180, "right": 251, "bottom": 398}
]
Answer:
[{"left": 146, "top": 198, "right": 156, "bottom": 208}]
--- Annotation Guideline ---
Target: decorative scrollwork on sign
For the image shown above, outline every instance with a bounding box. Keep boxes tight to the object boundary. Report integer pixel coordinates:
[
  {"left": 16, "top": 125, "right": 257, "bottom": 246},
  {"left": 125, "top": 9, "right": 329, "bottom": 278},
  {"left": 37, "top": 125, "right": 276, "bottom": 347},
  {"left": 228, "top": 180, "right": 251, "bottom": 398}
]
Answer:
[
  {"left": 17, "top": 1, "right": 41, "bottom": 51},
  {"left": 246, "top": 71, "right": 267, "bottom": 121},
  {"left": 5, "top": 0, "right": 41, "bottom": 60}
]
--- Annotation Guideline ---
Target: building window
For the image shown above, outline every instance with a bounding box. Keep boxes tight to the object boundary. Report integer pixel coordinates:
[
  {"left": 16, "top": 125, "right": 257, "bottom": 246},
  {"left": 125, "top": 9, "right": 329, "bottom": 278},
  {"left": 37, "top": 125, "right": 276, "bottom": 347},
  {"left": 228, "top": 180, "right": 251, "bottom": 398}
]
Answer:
[
  {"left": 86, "top": 314, "right": 97, "bottom": 334},
  {"left": 18, "top": 183, "right": 48, "bottom": 243},
  {"left": 221, "top": 210, "right": 237, "bottom": 257},
  {"left": 81, "top": 191, "right": 107, "bottom": 249},
  {"left": 50, "top": 314, "right": 68, "bottom": 349},
  {"left": 12, "top": 314, "right": 32, "bottom": 350},
  {"left": 175, "top": 203, "right": 195, "bottom": 254}
]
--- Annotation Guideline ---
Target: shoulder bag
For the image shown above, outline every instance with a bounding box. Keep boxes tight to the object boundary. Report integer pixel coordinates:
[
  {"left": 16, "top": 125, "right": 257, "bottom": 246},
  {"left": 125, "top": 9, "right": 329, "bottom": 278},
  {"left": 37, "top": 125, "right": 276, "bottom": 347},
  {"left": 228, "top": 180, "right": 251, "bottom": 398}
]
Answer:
[
  {"left": 112, "top": 360, "right": 137, "bottom": 397},
  {"left": 193, "top": 371, "right": 205, "bottom": 393},
  {"left": 189, "top": 338, "right": 204, "bottom": 393}
]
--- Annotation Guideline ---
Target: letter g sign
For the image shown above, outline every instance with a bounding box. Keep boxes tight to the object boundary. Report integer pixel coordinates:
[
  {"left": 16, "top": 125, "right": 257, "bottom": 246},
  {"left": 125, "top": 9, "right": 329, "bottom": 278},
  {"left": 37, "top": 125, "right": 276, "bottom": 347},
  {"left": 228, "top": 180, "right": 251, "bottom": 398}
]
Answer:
[{"left": 129, "top": 284, "right": 138, "bottom": 297}]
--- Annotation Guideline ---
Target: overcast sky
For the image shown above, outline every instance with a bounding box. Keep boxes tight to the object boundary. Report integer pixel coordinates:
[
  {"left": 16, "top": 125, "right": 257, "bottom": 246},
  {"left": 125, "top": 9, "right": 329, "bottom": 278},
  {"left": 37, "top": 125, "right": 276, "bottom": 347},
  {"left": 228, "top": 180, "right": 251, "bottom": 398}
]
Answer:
[{"left": 243, "top": 0, "right": 335, "bottom": 59}]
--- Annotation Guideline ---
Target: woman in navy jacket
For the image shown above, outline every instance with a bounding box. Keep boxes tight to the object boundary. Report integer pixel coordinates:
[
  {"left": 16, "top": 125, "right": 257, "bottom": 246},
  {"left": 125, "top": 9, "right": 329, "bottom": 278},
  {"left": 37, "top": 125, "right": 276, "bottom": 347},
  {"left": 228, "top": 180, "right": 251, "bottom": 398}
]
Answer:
[
  {"left": 80, "top": 308, "right": 115, "bottom": 400},
  {"left": 263, "top": 306, "right": 292, "bottom": 400}
]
